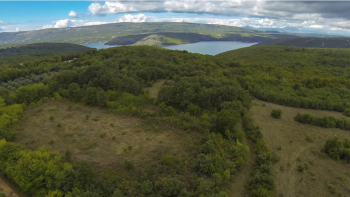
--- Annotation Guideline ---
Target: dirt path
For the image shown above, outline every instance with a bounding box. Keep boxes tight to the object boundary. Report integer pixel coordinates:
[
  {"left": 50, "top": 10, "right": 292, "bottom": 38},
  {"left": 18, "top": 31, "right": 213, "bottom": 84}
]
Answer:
[
  {"left": 0, "top": 176, "right": 20, "bottom": 197},
  {"left": 285, "top": 145, "right": 312, "bottom": 197}
]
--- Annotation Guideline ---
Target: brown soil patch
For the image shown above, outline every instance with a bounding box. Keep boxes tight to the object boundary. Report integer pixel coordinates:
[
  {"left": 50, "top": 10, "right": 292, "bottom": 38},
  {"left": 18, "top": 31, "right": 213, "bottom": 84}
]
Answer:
[
  {"left": 15, "top": 100, "right": 198, "bottom": 170},
  {"left": 250, "top": 99, "right": 350, "bottom": 197},
  {"left": 0, "top": 173, "right": 27, "bottom": 197}
]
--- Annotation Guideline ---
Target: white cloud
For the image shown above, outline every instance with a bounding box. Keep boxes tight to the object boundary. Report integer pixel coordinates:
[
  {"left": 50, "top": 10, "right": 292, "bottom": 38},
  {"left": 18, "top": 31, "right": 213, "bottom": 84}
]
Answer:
[
  {"left": 43, "top": 25, "right": 54, "bottom": 29},
  {"left": 42, "top": 19, "right": 112, "bottom": 29},
  {"left": 89, "top": 2, "right": 133, "bottom": 15},
  {"left": 68, "top": 10, "right": 78, "bottom": 18},
  {"left": 119, "top": 14, "right": 147, "bottom": 22},
  {"left": 309, "top": 25, "right": 323, "bottom": 29}
]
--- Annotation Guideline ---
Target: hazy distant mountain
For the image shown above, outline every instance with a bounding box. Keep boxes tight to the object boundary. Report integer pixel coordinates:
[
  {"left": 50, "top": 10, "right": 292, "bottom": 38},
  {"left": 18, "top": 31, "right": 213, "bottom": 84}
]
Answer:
[
  {"left": 258, "top": 37, "right": 350, "bottom": 48},
  {"left": 0, "top": 22, "right": 298, "bottom": 48}
]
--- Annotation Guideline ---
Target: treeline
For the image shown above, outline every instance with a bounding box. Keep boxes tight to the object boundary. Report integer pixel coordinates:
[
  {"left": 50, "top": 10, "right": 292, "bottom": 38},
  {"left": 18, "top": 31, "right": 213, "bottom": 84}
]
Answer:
[
  {"left": 0, "top": 97, "right": 23, "bottom": 140},
  {"left": 242, "top": 111, "right": 275, "bottom": 196},
  {"left": 294, "top": 113, "right": 350, "bottom": 130},
  {"left": 324, "top": 138, "right": 350, "bottom": 162}
]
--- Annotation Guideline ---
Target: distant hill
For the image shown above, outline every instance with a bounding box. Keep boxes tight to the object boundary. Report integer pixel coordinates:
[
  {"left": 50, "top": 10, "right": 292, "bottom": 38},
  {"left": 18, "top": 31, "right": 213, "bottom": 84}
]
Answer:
[
  {"left": 0, "top": 43, "right": 90, "bottom": 68},
  {"left": 0, "top": 43, "right": 89, "bottom": 58},
  {"left": 258, "top": 37, "right": 350, "bottom": 48},
  {"left": 106, "top": 32, "right": 280, "bottom": 46},
  {"left": 0, "top": 22, "right": 298, "bottom": 47}
]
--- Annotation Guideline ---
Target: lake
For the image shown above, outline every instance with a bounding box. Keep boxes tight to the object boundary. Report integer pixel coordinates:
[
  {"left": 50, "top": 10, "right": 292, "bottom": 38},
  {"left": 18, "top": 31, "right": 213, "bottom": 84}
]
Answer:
[
  {"left": 83, "top": 41, "right": 256, "bottom": 55},
  {"left": 83, "top": 42, "right": 119, "bottom": 49}
]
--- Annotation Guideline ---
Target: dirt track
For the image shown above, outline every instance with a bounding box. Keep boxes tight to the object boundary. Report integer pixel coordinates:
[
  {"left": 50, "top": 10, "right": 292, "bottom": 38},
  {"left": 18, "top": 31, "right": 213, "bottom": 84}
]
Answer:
[{"left": 0, "top": 176, "right": 20, "bottom": 197}]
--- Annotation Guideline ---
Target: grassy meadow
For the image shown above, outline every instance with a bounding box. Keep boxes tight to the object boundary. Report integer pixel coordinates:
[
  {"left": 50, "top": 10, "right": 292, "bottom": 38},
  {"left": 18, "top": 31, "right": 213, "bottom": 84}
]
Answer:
[
  {"left": 14, "top": 100, "right": 200, "bottom": 170},
  {"left": 250, "top": 99, "right": 350, "bottom": 197}
]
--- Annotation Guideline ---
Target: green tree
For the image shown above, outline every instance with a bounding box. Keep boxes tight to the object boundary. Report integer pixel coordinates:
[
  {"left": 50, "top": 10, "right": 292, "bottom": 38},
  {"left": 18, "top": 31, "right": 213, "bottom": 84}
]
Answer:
[{"left": 141, "top": 180, "right": 153, "bottom": 194}]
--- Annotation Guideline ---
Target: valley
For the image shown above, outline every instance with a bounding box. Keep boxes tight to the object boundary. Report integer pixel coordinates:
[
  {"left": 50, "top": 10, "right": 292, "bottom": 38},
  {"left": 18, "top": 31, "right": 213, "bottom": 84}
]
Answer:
[{"left": 0, "top": 36, "right": 350, "bottom": 197}]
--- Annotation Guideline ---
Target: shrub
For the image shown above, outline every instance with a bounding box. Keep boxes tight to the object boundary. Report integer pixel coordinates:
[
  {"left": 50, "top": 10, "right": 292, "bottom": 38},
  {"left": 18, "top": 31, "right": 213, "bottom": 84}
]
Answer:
[
  {"left": 141, "top": 180, "right": 153, "bottom": 194},
  {"left": 344, "top": 108, "right": 350, "bottom": 117},
  {"left": 297, "top": 165, "right": 304, "bottom": 172},
  {"left": 49, "top": 115, "right": 54, "bottom": 121},
  {"left": 99, "top": 133, "right": 106, "bottom": 138},
  {"left": 156, "top": 178, "right": 183, "bottom": 197},
  {"left": 124, "top": 160, "right": 134, "bottom": 171},
  {"left": 305, "top": 134, "right": 313, "bottom": 143},
  {"left": 328, "top": 184, "right": 336, "bottom": 194},
  {"left": 324, "top": 138, "right": 350, "bottom": 162},
  {"left": 57, "top": 123, "right": 62, "bottom": 127},
  {"left": 271, "top": 109, "right": 282, "bottom": 119},
  {"left": 295, "top": 113, "right": 350, "bottom": 130}
]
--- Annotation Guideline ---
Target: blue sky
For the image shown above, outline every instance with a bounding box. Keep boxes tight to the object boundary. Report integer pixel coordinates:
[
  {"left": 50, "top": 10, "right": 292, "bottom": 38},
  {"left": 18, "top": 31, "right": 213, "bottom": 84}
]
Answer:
[{"left": 1, "top": 1, "right": 350, "bottom": 36}]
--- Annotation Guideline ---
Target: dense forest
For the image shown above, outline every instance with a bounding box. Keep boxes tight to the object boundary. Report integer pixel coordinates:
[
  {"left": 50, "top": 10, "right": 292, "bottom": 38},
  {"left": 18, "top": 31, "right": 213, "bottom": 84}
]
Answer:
[
  {"left": 0, "top": 43, "right": 350, "bottom": 197},
  {"left": 217, "top": 45, "right": 350, "bottom": 113},
  {"left": 258, "top": 37, "right": 350, "bottom": 48}
]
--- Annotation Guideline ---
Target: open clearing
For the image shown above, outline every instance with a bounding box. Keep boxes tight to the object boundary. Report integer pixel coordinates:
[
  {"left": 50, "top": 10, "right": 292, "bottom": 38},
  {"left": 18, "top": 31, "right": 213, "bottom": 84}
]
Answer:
[
  {"left": 144, "top": 79, "right": 172, "bottom": 99},
  {"left": 250, "top": 99, "right": 350, "bottom": 197},
  {"left": 15, "top": 100, "right": 199, "bottom": 170}
]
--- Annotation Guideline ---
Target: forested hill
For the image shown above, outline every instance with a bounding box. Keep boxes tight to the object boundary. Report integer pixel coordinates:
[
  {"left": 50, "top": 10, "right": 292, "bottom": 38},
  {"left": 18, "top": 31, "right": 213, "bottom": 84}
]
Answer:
[
  {"left": 258, "top": 37, "right": 350, "bottom": 48},
  {"left": 216, "top": 45, "right": 350, "bottom": 112},
  {"left": 0, "top": 43, "right": 89, "bottom": 69},
  {"left": 0, "top": 22, "right": 296, "bottom": 47},
  {"left": 0, "top": 43, "right": 89, "bottom": 58}
]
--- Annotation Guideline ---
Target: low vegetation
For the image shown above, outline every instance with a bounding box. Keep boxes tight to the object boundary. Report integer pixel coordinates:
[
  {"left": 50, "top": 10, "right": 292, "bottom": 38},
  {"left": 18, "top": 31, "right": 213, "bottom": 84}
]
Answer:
[
  {"left": 294, "top": 113, "right": 350, "bottom": 130},
  {"left": 249, "top": 99, "right": 350, "bottom": 197},
  {"left": 323, "top": 138, "right": 350, "bottom": 162},
  {"left": 271, "top": 109, "right": 282, "bottom": 119}
]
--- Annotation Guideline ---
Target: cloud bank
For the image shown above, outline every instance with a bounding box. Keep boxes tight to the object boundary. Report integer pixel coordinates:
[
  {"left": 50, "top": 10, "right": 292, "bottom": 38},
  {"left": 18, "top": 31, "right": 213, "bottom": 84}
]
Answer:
[{"left": 86, "top": 1, "right": 350, "bottom": 35}]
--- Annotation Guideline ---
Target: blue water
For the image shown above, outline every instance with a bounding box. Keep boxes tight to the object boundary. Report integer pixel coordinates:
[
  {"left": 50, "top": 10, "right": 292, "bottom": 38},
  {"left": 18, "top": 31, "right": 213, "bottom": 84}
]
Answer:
[
  {"left": 162, "top": 41, "right": 256, "bottom": 55},
  {"left": 83, "top": 41, "right": 256, "bottom": 55},
  {"left": 83, "top": 42, "right": 118, "bottom": 49}
]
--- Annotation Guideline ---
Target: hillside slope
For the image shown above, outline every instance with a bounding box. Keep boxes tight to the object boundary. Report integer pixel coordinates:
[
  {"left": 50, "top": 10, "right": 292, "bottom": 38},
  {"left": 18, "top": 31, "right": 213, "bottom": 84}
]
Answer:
[
  {"left": 0, "top": 22, "right": 295, "bottom": 47},
  {"left": 0, "top": 43, "right": 89, "bottom": 58},
  {"left": 258, "top": 37, "right": 350, "bottom": 48}
]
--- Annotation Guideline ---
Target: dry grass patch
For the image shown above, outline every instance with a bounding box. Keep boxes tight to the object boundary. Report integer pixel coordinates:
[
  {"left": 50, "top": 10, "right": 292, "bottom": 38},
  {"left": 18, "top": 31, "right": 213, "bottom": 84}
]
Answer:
[
  {"left": 144, "top": 79, "right": 172, "bottom": 99},
  {"left": 250, "top": 99, "right": 350, "bottom": 197},
  {"left": 15, "top": 100, "right": 198, "bottom": 170}
]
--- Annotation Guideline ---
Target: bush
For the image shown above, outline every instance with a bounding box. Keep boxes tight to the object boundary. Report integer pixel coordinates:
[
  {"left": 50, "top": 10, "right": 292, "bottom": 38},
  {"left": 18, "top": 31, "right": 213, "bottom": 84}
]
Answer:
[
  {"left": 344, "top": 108, "right": 350, "bottom": 117},
  {"left": 141, "top": 180, "right": 153, "bottom": 194},
  {"left": 324, "top": 138, "right": 350, "bottom": 162},
  {"left": 295, "top": 113, "right": 350, "bottom": 130},
  {"left": 271, "top": 109, "right": 282, "bottom": 119},
  {"left": 156, "top": 178, "right": 183, "bottom": 197},
  {"left": 124, "top": 160, "right": 134, "bottom": 171},
  {"left": 328, "top": 184, "right": 336, "bottom": 194}
]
